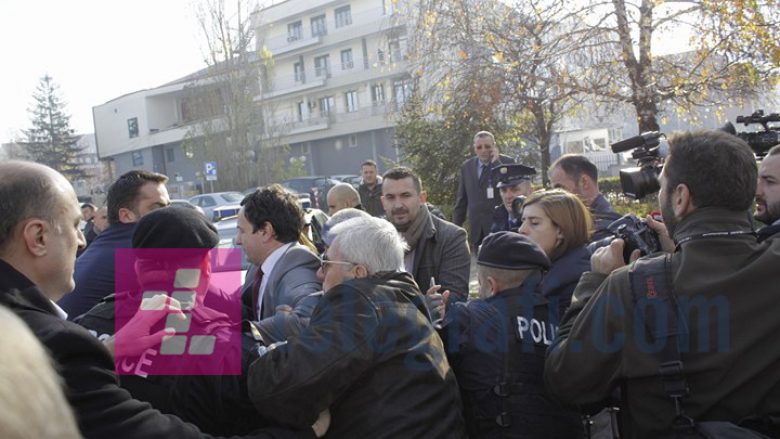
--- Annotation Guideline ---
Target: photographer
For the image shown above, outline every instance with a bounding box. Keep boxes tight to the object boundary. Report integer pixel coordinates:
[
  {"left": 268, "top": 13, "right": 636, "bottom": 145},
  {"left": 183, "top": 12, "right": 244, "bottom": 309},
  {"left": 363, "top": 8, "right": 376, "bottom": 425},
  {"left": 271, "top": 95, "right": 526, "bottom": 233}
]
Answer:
[
  {"left": 756, "top": 144, "right": 780, "bottom": 241},
  {"left": 544, "top": 130, "right": 780, "bottom": 438},
  {"left": 490, "top": 164, "right": 535, "bottom": 233}
]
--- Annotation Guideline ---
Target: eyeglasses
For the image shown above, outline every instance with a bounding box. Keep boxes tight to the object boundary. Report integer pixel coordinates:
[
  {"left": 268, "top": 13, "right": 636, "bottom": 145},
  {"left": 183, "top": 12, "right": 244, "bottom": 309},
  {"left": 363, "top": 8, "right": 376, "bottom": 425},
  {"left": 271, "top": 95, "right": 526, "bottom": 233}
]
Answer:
[{"left": 320, "top": 254, "right": 357, "bottom": 272}]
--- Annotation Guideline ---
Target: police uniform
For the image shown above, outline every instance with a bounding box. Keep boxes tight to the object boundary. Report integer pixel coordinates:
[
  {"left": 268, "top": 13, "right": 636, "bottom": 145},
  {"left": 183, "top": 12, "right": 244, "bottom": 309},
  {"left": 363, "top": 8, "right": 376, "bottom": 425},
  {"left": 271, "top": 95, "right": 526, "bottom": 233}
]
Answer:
[
  {"left": 490, "top": 164, "right": 536, "bottom": 233},
  {"left": 439, "top": 232, "right": 583, "bottom": 438}
]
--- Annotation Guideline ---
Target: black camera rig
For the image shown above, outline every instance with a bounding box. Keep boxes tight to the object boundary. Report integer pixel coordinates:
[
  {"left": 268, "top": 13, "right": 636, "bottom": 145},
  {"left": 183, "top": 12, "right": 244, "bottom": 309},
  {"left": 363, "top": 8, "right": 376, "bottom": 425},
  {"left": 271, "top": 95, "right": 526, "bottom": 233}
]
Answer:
[{"left": 721, "top": 110, "right": 780, "bottom": 157}]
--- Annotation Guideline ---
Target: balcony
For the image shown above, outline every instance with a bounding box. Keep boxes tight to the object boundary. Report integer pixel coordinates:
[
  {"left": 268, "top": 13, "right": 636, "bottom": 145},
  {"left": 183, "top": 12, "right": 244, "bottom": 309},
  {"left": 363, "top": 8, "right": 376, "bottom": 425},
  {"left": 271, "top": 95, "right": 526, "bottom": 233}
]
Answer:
[{"left": 287, "top": 115, "right": 331, "bottom": 135}]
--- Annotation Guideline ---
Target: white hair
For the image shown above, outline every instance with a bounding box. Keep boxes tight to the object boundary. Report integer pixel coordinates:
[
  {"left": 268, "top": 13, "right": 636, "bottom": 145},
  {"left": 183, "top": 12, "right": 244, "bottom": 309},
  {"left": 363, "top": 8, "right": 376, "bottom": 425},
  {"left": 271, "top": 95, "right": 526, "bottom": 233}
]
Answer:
[
  {"left": 329, "top": 217, "right": 406, "bottom": 275},
  {"left": 0, "top": 306, "right": 80, "bottom": 438},
  {"left": 322, "top": 208, "right": 371, "bottom": 246}
]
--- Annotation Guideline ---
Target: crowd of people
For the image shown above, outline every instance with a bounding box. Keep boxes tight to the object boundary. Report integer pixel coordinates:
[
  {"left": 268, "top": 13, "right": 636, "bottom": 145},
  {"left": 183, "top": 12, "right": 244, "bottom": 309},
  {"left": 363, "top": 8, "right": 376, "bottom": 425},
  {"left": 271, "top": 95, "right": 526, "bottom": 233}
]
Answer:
[{"left": 0, "top": 128, "right": 778, "bottom": 439}]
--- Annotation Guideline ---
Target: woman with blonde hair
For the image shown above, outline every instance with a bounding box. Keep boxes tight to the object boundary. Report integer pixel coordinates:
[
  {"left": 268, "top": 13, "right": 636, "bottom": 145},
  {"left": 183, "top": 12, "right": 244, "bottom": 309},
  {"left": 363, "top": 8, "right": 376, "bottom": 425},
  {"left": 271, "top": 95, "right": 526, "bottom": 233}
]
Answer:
[{"left": 518, "top": 189, "right": 592, "bottom": 309}]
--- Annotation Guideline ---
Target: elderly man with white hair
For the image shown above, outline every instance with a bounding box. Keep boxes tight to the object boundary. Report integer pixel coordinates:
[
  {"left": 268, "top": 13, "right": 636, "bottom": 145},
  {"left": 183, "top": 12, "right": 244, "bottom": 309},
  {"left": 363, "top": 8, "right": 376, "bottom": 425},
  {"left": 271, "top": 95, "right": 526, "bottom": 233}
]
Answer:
[{"left": 248, "top": 216, "right": 466, "bottom": 439}]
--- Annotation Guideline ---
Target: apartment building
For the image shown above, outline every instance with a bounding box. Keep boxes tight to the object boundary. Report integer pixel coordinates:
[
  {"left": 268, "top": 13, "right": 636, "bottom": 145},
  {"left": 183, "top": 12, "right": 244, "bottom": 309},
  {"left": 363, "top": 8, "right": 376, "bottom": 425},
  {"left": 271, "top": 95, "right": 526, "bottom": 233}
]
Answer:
[{"left": 254, "top": 0, "right": 410, "bottom": 175}]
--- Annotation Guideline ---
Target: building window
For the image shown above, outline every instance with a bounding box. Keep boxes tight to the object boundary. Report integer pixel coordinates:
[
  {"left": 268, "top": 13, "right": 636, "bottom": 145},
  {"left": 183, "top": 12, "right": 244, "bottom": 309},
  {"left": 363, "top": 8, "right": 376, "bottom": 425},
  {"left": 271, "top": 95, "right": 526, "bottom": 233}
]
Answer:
[
  {"left": 297, "top": 101, "right": 305, "bottom": 122},
  {"left": 288, "top": 21, "right": 303, "bottom": 41},
  {"left": 377, "top": 49, "right": 386, "bottom": 64},
  {"left": 388, "top": 37, "right": 408, "bottom": 62},
  {"left": 393, "top": 79, "right": 413, "bottom": 107},
  {"left": 340, "top": 49, "right": 353, "bottom": 70},
  {"left": 294, "top": 62, "right": 305, "bottom": 83},
  {"left": 314, "top": 55, "right": 330, "bottom": 78},
  {"left": 345, "top": 90, "right": 359, "bottom": 113},
  {"left": 311, "top": 15, "right": 327, "bottom": 37},
  {"left": 166, "top": 148, "right": 175, "bottom": 163},
  {"left": 127, "top": 118, "right": 139, "bottom": 138},
  {"left": 371, "top": 84, "right": 385, "bottom": 105},
  {"left": 348, "top": 134, "right": 358, "bottom": 148},
  {"left": 319, "top": 96, "right": 335, "bottom": 117},
  {"left": 132, "top": 151, "right": 144, "bottom": 166},
  {"left": 335, "top": 5, "right": 352, "bottom": 28}
]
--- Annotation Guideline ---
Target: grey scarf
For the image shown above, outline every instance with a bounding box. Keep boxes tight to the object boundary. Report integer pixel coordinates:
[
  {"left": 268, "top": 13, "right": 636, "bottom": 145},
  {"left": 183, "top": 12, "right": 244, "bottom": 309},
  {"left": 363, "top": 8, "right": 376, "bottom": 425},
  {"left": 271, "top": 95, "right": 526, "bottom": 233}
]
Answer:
[{"left": 398, "top": 204, "right": 430, "bottom": 253}]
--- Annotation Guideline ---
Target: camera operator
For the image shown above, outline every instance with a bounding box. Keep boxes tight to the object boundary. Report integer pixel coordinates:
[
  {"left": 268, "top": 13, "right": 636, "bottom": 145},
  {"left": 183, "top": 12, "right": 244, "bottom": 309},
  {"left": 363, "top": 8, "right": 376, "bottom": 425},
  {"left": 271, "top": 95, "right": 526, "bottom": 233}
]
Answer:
[
  {"left": 756, "top": 144, "right": 780, "bottom": 242},
  {"left": 490, "top": 164, "right": 535, "bottom": 233},
  {"left": 545, "top": 130, "right": 780, "bottom": 438}
]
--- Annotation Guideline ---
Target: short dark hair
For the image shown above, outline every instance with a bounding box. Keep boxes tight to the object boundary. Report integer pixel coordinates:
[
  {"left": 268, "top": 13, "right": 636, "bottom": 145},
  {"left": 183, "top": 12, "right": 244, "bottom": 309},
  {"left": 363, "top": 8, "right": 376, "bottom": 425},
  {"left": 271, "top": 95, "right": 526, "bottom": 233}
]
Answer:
[
  {"left": 0, "top": 162, "right": 60, "bottom": 252},
  {"left": 382, "top": 167, "right": 423, "bottom": 194},
  {"left": 240, "top": 184, "right": 304, "bottom": 243},
  {"left": 107, "top": 170, "right": 168, "bottom": 225},
  {"left": 81, "top": 203, "right": 96, "bottom": 211},
  {"left": 664, "top": 130, "right": 757, "bottom": 211},
  {"left": 361, "top": 159, "right": 377, "bottom": 168},
  {"left": 551, "top": 154, "right": 598, "bottom": 183}
]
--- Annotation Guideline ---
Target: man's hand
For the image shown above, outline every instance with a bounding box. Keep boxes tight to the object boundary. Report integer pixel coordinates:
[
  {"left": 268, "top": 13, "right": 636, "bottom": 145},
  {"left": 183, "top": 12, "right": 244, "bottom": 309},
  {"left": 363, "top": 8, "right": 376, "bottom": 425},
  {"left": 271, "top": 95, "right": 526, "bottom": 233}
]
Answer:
[
  {"left": 425, "top": 284, "right": 450, "bottom": 323},
  {"left": 312, "top": 409, "right": 330, "bottom": 438},
  {"left": 105, "top": 294, "right": 185, "bottom": 358},
  {"left": 591, "top": 239, "right": 640, "bottom": 275},
  {"left": 646, "top": 215, "right": 675, "bottom": 253},
  {"left": 490, "top": 147, "right": 499, "bottom": 163}
]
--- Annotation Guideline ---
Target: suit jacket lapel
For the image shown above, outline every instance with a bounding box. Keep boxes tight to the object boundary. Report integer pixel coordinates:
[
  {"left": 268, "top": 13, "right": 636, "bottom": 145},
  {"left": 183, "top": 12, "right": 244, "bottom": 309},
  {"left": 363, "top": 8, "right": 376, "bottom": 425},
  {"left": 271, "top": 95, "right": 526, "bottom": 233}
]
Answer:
[{"left": 259, "top": 244, "right": 296, "bottom": 319}]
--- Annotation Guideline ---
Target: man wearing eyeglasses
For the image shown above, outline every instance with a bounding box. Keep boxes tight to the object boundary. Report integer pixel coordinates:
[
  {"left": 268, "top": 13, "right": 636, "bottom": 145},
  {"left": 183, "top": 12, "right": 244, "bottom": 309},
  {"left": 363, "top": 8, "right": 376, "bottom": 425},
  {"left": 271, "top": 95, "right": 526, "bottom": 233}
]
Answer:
[{"left": 249, "top": 216, "right": 467, "bottom": 439}]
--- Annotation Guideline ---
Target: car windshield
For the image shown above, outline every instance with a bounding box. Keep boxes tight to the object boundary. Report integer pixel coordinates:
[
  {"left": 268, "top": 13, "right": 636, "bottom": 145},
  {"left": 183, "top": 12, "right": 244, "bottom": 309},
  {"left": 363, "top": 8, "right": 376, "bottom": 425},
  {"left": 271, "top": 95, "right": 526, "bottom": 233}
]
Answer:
[{"left": 220, "top": 192, "right": 244, "bottom": 203}]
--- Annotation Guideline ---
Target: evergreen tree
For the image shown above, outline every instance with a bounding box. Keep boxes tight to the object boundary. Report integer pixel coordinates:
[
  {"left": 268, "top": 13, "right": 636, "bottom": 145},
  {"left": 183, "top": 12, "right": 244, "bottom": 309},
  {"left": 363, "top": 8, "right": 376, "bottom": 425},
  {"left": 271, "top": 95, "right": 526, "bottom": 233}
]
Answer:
[{"left": 23, "top": 75, "right": 85, "bottom": 180}]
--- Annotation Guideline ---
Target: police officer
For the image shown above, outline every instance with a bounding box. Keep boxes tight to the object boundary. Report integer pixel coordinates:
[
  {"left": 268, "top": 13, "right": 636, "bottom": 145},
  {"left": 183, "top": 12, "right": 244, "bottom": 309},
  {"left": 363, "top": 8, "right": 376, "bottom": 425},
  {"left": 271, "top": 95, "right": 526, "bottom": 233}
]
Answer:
[
  {"left": 439, "top": 232, "right": 583, "bottom": 439},
  {"left": 490, "top": 164, "right": 536, "bottom": 233}
]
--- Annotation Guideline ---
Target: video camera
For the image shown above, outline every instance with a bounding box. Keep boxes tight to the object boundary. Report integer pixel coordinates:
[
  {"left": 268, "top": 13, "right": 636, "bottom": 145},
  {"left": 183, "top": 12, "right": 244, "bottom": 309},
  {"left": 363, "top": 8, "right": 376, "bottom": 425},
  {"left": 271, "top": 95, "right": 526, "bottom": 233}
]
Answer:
[
  {"left": 610, "top": 132, "right": 669, "bottom": 200},
  {"left": 510, "top": 195, "right": 526, "bottom": 219},
  {"left": 720, "top": 110, "right": 780, "bottom": 156},
  {"left": 587, "top": 214, "right": 662, "bottom": 263}
]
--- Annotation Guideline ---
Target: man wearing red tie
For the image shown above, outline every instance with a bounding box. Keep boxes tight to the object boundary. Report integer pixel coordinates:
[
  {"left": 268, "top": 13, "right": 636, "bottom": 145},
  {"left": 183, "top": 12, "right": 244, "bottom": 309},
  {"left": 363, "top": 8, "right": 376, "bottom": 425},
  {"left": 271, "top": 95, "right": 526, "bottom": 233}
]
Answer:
[{"left": 236, "top": 185, "right": 321, "bottom": 334}]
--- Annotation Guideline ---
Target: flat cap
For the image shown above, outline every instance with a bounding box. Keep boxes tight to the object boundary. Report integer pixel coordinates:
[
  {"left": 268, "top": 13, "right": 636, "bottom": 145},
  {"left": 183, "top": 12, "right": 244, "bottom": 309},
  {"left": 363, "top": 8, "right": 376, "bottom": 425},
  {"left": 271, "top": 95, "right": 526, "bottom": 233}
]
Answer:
[
  {"left": 492, "top": 163, "right": 536, "bottom": 188},
  {"left": 132, "top": 207, "right": 219, "bottom": 250},
  {"left": 477, "top": 231, "right": 551, "bottom": 270}
]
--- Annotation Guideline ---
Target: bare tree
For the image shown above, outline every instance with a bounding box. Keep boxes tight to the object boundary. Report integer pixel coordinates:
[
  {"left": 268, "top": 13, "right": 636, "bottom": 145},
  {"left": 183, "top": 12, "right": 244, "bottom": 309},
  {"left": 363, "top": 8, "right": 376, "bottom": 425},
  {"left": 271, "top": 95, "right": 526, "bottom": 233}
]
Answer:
[
  {"left": 182, "top": 0, "right": 294, "bottom": 191},
  {"left": 571, "top": 0, "right": 780, "bottom": 132}
]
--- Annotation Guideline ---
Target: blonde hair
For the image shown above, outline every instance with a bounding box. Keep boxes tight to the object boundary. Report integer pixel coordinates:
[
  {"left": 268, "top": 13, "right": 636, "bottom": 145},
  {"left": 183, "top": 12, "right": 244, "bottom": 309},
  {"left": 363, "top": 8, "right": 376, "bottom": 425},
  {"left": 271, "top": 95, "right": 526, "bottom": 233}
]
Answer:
[
  {"left": 0, "top": 306, "right": 81, "bottom": 438},
  {"left": 522, "top": 189, "right": 592, "bottom": 260}
]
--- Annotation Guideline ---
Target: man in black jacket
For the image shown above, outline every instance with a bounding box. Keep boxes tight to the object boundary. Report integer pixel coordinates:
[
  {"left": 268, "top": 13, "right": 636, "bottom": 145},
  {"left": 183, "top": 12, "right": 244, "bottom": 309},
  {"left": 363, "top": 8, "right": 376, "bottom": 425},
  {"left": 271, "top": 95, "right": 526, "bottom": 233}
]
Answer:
[
  {"left": 249, "top": 216, "right": 467, "bottom": 438},
  {"left": 0, "top": 160, "right": 317, "bottom": 439}
]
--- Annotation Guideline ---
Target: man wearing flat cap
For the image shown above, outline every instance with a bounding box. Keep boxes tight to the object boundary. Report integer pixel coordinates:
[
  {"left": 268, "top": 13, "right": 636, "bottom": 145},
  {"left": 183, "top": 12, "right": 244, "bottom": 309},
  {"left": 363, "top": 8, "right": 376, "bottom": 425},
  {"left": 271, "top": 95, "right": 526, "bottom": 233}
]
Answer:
[
  {"left": 490, "top": 164, "right": 536, "bottom": 233},
  {"left": 438, "top": 231, "right": 583, "bottom": 439}
]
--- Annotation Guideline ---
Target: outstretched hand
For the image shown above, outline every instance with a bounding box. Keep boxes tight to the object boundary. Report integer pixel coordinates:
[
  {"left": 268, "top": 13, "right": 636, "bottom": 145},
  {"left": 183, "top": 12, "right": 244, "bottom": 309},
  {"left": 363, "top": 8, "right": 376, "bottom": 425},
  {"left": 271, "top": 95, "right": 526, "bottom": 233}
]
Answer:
[{"left": 104, "top": 294, "right": 186, "bottom": 358}]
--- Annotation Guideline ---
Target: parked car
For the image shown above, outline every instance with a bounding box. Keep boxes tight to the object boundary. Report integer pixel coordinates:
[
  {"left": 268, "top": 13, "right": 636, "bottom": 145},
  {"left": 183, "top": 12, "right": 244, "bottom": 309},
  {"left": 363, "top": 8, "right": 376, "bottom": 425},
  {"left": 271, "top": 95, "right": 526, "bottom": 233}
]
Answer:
[
  {"left": 189, "top": 192, "right": 244, "bottom": 222},
  {"left": 282, "top": 177, "right": 338, "bottom": 210},
  {"left": 330, "top": 174, "right": 360, "bottom": 182},
  {"left": 212, "top": 215, "right": 249, "bottom": 284},
  {"left": 170, "top": 199, "right": 205, "bottom": 217},
  {"left": 211, "top": 204, "right": 241, "bottom": 222}
]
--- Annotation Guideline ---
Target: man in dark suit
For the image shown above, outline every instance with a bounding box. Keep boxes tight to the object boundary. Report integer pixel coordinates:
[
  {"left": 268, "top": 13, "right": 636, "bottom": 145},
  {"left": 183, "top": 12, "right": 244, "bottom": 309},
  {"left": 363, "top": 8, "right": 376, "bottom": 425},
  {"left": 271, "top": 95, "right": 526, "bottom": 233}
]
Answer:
[
  {"left": 453, "top": 131, "right": 515, "bottom": 248},
  {"left": 237, "top": 185, "right": 322, "bottom": 335},
  {"left": 0, "top": 161, "right": 315, "bottom": 439}
]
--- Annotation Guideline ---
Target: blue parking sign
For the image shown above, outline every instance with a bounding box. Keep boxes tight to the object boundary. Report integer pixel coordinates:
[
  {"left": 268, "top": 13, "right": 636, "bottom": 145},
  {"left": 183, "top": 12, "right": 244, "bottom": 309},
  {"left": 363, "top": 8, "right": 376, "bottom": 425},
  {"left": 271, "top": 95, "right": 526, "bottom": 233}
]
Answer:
[{"left": 204, "top": 161, "right": 218, "bottom": 181}]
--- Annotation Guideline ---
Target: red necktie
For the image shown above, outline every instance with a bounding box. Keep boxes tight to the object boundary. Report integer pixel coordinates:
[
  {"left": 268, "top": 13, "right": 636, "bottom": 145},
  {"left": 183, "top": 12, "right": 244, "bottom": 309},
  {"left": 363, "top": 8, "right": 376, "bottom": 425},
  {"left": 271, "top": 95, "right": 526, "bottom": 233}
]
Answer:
[{"left": 251, "top": 267, "right": 264, "bottom": 320}]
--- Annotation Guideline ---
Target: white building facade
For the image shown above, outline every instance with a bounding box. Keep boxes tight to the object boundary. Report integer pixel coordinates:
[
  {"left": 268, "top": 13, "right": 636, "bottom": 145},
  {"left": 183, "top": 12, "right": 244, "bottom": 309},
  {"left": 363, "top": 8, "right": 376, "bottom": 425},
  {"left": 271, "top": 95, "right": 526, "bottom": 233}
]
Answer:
[{"left": 253, "top": 0, "right": 409, "bottom": 175}]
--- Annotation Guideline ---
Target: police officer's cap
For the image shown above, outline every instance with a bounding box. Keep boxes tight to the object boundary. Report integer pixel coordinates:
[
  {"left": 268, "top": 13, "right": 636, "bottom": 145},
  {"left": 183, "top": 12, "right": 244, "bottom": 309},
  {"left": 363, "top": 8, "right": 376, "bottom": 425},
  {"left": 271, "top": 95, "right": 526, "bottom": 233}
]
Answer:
[
  {"left": 493, "top": 164, "right": 536, "bottom": 188},
  {"left": 478, "top": 231, "right": 551, "bottom": 270}
]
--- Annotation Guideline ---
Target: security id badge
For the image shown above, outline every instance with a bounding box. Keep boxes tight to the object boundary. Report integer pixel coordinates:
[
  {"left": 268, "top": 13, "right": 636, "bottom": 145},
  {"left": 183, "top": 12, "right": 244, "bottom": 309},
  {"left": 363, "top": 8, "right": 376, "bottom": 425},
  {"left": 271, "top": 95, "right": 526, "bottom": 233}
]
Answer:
[{"left": 487, "top": 187, "right": 495, "bottom": 199}]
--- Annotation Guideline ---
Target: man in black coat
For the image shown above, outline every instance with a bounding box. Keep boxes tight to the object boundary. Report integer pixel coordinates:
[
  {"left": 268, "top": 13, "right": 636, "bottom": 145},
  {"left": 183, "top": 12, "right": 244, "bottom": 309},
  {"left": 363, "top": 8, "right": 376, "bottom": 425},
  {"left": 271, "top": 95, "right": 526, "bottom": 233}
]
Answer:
[
  {"left": 249, "top": 216, "right": 466, "bottom": 438},
  {"left": 453, "top": 131, "right": 515, "bottom": 248},
  {"left": 0, "top": 160, "right": 318, "bottom": 439}
]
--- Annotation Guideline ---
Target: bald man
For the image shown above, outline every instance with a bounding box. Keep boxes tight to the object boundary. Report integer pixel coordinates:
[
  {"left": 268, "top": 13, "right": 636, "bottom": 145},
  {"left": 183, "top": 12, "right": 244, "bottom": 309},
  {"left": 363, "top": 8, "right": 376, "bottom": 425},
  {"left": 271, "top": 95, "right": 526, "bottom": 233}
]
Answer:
[
  {"left": 0, "top": 161, "right": 317, "bottom": 439},
  {"left": 326, "top": 182, "right": 362, "bottom": 216}
]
